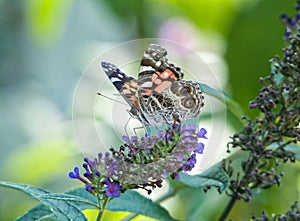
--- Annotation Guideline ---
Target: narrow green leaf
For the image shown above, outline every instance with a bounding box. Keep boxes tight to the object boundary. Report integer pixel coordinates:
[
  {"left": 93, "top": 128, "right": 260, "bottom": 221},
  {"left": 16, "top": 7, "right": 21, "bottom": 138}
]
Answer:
[
  {"left": 107, "top": 190, "right": 179, "bottom": 221},
  {"left": 178, "top": 164, "right": 229, "bottom": 191},
  {"left": 0, "top": 181, "right": 87, "bottom": 221},
  {"left": 0, "top": 181, "right": 50, "bottom": 196}
]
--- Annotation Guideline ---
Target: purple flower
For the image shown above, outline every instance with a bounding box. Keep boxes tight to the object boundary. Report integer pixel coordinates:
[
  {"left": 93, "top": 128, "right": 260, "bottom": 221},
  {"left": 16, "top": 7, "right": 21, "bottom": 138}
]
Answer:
[
  {"left": 84, "top": 171, "right": 93, "bottom": 179},
  {"left": 86, "top": 185, "right": 94, "bottom": 192},
  {"left": 69, "top": 123, "right": 208, "bottom": 196},
  {"left": 182, "top": 154, "right": 197, "bottom": 172},
  {"left": 104, "top": 180, "right": 122, "bottom": 197},
  {"left": 291, "top": 17, "right": 298, "bottom": 26},
  {"left": 131, "top": 136, "right": 138, "bottom": 142},
  {"left": 197, "top": 128, "right": 208, "bottom": 139},
  {"left": 194, "top": 142, "right": 205, "bottom": 154},
  {"left": 122, "top": 135, "right": 130, "bottom": 143},
  {"left": 157, "top": 130, "right": 165, "bottom": 138},
  {"left": 69, "top": 167, "right": 80, "bottom": 179},
  {"left": 69, "top": 167, "right": 89, "bottom": 184}
]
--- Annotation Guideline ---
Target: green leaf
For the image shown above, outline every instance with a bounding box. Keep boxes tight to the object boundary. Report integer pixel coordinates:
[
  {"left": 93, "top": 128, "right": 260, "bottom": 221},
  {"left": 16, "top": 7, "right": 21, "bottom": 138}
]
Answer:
[
  {"left": 67, "top": 188, "right": 98, "bottom": 209},
  {"left": 16, "top": 204, "right": 56, "bottom": 221},
  {"left": 38, "top": 197, "right": 87, "bottom": 221},
  {"left": 0, "top": 181, "right": 50, "bottom": 196},
  {"left": 199, "top": 83, "right": 244, "bottom": 129},
  {"left": 40, "top": 193, "right": 98, "bottom": 209},
  {"left": 0, "top": 181, "right": 88, "bottom": 221},
  {"left": 16, "top": 188, "right": 98, "bottom": 221},
  {"left": 107, "top": 190, "right": 178, "bottom": 221},
  {"left": 178, "top": 164, "right": 229, "bottom": 191}
]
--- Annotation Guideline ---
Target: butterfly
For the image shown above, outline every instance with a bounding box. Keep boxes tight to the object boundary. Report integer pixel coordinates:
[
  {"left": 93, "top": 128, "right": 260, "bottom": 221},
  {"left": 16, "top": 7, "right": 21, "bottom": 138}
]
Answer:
[{"left": 101, "top": 44, "right": 204, "bottom": 127}]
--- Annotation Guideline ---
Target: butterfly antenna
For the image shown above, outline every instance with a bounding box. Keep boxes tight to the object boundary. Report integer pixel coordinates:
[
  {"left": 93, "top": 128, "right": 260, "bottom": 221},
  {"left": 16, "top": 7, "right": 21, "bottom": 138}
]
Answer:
[{"left": 97, "top": 92, "right": 128, "bottom": 107}]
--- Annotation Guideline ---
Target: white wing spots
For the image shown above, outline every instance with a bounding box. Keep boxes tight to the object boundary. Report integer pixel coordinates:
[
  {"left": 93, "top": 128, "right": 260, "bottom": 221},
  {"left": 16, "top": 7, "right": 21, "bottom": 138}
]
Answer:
[
  {"left": 110, "top": 77, "right": 121, "bottom": 83},
  {"left": 101, "top": 62, "right": 118, "bottom": 73},
  {"left": 155, "top": 61, "right": 161, "bottom": 67},
  {"left": 140, "top": 81, "right": 152, "bottom": 88},
  {"left": 141, "top": 66, "right": 155, "bottom": 72},
  {"left": 162, "top": 71, "right": 169, "bottom": 78}
]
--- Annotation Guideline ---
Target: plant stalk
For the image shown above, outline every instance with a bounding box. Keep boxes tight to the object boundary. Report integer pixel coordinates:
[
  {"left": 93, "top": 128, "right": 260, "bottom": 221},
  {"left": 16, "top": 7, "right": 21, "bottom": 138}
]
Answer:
[{"left": 218, "top": 195, "right": 237, "bottom": 221}]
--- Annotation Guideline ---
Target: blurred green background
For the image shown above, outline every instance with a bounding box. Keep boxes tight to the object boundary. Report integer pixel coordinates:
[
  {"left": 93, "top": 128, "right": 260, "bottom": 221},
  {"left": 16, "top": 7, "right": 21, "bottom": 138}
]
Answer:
[{"left": 0, "top": 0, "right": 299, "bottom": 220}]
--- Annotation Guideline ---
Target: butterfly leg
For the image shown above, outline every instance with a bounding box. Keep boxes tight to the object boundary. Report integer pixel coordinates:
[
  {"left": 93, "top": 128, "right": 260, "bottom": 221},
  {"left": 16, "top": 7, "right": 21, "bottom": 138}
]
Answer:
[{"left": 123, "top": 116, "right": 133, "bottom": 138}]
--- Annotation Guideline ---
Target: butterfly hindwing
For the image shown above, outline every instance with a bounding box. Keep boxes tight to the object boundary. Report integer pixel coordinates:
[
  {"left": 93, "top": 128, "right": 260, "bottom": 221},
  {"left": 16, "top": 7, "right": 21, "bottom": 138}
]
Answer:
[{"left": 137, "top": 44, "right": 204, "bottom": 126}]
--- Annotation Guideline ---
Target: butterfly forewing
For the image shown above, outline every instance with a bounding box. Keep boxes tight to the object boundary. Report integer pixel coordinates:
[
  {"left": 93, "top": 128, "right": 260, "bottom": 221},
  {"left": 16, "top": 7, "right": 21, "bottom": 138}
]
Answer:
[{"left": 101, "top": 61, "right": 140, "bottom": 117}]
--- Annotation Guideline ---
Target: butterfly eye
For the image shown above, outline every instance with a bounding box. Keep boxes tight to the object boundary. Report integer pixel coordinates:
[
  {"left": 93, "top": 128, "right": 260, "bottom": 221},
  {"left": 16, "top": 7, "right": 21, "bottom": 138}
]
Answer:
[
  {"left": 183, "top": 98, "right": 195, "bottom": 108},
  {"left": 180, "top": 86, "right": 191, "bottom": 95}
]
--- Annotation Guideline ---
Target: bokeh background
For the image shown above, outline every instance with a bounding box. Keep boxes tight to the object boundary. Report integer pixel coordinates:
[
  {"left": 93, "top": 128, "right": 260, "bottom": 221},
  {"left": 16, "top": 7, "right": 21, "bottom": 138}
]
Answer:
[{"left": 0, "top": 0, "right": 299, "bottom": 220}]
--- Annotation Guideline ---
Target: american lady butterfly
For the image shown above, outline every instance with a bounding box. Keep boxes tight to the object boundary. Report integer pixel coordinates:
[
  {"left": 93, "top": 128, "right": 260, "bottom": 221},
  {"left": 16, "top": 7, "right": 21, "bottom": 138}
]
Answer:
[{"left": 101, "top": 44, "right": 204, "bottom": 126}]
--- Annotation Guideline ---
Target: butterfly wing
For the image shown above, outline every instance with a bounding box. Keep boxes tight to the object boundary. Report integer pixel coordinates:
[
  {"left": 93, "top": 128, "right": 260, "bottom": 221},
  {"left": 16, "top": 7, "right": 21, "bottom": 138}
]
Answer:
[
  {"left": 140, "top": 43, "right": 184, "bottom": 79},
  {"left": 137, "top": 44, "right": 204, "bottom": 126},
  {"left": 101, "top": 61, "right": 140, "bottom": 117}
]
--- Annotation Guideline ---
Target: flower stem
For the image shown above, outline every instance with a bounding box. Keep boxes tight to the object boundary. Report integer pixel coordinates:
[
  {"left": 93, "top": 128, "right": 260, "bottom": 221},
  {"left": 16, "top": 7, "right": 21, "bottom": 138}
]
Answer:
[
  {"left": 218, "top": 195, "right": 237, "bottom": 221},
  {"left": 97, "top": 197, "right": 109, "bottom": 221}
]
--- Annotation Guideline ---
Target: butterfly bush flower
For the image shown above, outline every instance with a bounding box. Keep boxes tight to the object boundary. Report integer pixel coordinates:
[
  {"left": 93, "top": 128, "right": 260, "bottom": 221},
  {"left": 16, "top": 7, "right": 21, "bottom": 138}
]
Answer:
[
  {"left": 69, "top": 124, "right": 208, "bottom": 197},
  {"left": 220, "top": 5, "right": 300, "bottom": 219}
]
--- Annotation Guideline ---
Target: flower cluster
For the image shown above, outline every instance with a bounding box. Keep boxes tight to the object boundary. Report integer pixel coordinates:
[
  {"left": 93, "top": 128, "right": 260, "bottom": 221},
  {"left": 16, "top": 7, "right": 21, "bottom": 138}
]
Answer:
[
  {"left": 219, "top": 6, "right": 300, "bottom": 220},
  {"left": 281, "top": 1, "right": 300, "bottom": 41},
  {"left": 251, "top": 201, "right": 300, "bottom": 221},
  {"left": 69, "top": 124, "right": 207, "bottom": 197},
  {"left": 222, "top": 5, "right": 300, "bottom": 204}
]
